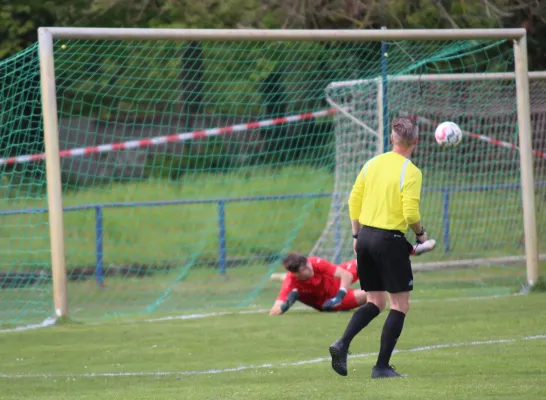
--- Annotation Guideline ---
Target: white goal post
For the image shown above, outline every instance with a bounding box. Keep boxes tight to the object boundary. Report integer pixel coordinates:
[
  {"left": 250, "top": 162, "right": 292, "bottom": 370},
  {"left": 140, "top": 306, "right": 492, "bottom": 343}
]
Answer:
[{"left": 36, "top": 27, "right": 539, "bottom": 318}]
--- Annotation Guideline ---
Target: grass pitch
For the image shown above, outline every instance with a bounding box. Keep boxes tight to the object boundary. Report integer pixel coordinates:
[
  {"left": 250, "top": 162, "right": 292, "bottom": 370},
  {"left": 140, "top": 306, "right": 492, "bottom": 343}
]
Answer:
[{"left": 0, "top": 284, "right": 545, "bottom": 399}]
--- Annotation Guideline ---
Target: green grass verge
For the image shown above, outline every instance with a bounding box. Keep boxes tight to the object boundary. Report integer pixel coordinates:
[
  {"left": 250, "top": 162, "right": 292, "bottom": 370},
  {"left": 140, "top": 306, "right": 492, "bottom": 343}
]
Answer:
[
  {"left": 0, "top": 166, "right": 544, "bottom": 271},
  {"left": 0, "top": 166, "right": 334, "bottom": 269}
]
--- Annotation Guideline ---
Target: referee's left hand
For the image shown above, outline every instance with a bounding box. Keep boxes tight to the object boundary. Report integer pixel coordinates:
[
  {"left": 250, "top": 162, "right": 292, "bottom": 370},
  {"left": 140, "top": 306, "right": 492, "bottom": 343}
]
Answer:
[
  {"left": 353, "top": 238, "right": 358, "bottom": 255},
  {"left": 416, "top": 231, "right": 428, "bottom": 243}
]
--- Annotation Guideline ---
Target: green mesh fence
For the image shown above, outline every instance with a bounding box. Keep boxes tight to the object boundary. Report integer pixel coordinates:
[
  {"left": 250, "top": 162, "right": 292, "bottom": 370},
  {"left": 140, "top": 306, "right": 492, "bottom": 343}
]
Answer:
[{"left": 0, "top": 35, "right": 545, "bottom": 326}]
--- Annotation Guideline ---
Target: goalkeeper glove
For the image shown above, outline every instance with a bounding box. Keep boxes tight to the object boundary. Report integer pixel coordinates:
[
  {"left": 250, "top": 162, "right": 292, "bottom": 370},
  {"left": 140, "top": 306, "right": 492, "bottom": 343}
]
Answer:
[
  {"left": 322, "top": 288, "right": 347, "bottom": 311},
  {"left": 280, "top": 289, "right": 299, "bottom": 313}
]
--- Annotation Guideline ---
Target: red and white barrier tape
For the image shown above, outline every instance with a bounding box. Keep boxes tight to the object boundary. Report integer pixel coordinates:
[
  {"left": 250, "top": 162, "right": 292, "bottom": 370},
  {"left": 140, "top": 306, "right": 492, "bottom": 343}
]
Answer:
[
  {"left": 1, "top": 107, "right": 544, "bottom": 165},
  {"left": 0, "top": 109, "right": 337, "bottom": 166}
]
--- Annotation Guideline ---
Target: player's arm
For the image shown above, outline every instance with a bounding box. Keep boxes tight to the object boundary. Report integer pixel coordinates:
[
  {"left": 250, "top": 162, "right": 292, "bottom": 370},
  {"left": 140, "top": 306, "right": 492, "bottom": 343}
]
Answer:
[
  {"left": 333, "top": 266, "right": 353, "bottom": 292},
  {"left": 348, "top": 166, "right": 366, "bottom": 227},
  {"left": 269, "top": 277, "right": 298, "bottom": 316},
  {"left": 348, "top": 166, "right": 366, "bottom": 250},
  {"left": 351, "top": 220, "right": 362, "bottom": 239},
  {"left": 270, "top": 290, "right": 299, "bottom": 316},
  {"left": 269, "top": 300, "right": 285, "bottom": 316},
  {"left": 403, "top": 168, "right": 427, "bottom": 242},
  {"left": 321, "top": 266, "right": 353, "bottom": 311}
]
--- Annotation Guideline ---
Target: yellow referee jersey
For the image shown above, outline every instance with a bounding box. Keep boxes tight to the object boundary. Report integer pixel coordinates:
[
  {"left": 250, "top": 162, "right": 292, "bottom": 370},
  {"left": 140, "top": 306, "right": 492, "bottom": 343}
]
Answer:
[{"left": 348, "top": 151, "right": 422, "bottom": 233}]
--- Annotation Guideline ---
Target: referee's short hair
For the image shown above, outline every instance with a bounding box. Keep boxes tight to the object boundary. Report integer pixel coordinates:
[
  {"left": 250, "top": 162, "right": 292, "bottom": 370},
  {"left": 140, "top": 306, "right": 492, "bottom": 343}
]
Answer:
[
  {"left": 282, "top": 252, "right": 308, "bottom": 273},
  {"left": 392, "top": 117, "right": 418, "bottom": 147}
]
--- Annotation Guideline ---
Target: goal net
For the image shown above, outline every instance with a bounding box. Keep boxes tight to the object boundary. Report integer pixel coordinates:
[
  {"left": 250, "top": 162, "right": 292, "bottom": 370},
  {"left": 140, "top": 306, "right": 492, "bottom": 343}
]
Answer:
[
  {"left": 313, "top": 72, "right": 546, "bottom": 270},
  {"left": 0, "top": 29, "right": 543, "bottom": 326}
]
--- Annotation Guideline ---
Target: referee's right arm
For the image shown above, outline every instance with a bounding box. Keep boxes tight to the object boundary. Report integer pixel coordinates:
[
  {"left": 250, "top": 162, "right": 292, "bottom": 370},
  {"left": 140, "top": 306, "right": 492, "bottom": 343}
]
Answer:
[{"left": 348, "top": 164, "right": 367, "bottom": 240}]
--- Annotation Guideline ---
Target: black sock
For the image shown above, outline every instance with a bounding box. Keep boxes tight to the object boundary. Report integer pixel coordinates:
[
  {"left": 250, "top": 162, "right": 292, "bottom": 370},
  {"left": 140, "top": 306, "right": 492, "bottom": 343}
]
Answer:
[
  {"left": 340, "top": 302, "right": 380, "bottom": 345},
  {"left": 376, "top": 309, "right": 406, "bottom": 368}
]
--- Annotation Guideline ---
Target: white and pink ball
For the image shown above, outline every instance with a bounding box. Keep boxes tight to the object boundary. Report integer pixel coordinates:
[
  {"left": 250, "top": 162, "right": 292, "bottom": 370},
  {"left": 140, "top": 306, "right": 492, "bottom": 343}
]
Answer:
[{"left": 435, "top": 121, "right": 463, "bottom": 148}]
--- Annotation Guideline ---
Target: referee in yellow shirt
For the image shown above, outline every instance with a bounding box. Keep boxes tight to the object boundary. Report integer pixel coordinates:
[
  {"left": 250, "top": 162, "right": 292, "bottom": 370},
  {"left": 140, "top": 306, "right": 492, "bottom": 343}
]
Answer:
[{"left": 329, "top": 117, "right": 432, "bottom": 379}]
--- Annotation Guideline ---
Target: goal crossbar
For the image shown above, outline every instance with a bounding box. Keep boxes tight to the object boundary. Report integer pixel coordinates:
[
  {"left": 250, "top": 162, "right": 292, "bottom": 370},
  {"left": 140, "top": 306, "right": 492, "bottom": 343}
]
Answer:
[{"left": 40, "top": 27, "right": 527, "bottom": 41}]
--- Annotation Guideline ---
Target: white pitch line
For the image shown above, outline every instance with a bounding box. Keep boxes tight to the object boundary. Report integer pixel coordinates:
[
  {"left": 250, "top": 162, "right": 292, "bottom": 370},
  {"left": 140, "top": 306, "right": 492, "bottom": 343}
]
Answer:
[
  {"left": 411, "top": 292, "right": 523, "bottom": 303},
  {"left": 0, "top": 334, "right": 544, "bottom": 380},
  {"left": 0, "top": 292, "right": 522, "bottom": 334},
  {"left": 0, "top": 318, "right": 57, "bottom": 334},
  {"left": 142, "top": 292, "right": 520, "bottom": 323}
]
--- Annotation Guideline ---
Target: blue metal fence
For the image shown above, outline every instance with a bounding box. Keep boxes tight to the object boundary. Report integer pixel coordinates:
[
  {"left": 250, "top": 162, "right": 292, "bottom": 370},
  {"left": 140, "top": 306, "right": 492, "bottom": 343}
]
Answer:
[{"left": 0, "top": 181, "right": 543, "bottom": 287}]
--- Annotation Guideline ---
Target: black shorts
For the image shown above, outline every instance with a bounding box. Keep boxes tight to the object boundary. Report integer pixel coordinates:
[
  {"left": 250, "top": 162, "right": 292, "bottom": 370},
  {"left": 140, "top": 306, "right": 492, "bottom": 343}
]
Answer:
[{"left": 356, "top": 225, "right": 414, "bottom": 293}]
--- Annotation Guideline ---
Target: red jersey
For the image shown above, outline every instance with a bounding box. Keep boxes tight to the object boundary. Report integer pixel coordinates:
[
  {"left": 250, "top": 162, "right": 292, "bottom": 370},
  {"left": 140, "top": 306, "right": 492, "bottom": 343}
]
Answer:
[{"left": 276, "top": 257, "right": 358, "bottom": 310}]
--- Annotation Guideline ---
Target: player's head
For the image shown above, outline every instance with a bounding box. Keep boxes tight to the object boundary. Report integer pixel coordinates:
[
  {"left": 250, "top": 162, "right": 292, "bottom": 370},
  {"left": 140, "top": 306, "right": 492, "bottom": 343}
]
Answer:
[
  {"left": 391, "top": 117, "right": 418, "bottom": 149},
  {"left": 281, "top": 252, "right": 313, "bottom": 280}
]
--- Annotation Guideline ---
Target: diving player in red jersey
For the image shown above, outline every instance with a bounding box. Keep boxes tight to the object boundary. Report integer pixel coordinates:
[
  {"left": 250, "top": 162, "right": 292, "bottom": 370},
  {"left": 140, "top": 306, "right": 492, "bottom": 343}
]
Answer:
[
  {"left": 269, "top": 240, "right": 436, "bottom": 316},
  {"left": 269, "top": 253, "right": 366, "bottom": 315}
]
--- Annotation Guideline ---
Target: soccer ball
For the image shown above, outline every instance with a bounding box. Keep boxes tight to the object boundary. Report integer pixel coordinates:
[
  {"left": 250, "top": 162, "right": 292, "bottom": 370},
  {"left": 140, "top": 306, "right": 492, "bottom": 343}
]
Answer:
[{"left": 434, "top": 121, "right": 463, "bottom": 147}]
